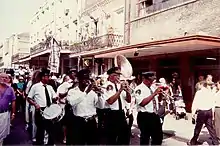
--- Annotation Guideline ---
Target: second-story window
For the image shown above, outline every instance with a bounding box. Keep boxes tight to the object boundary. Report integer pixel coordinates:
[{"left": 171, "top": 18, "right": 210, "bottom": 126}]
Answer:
[
  {"left": 137, "top": 0, "right": 153, "bottom": 17},
  {"left": 140, "top": 0, "right": 153, "bottom": 9}
]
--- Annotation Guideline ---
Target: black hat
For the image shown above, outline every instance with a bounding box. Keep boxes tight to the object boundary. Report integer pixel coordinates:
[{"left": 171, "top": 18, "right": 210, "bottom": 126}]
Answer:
[
  {"left": 78, "top": 69, "right": 91, "bottom": 79},
  {"left": 107, "top": 67, "right": 121, "bottom": 75},
  {"left": 40, "top": 68, "right": 50, "bottom": 77},
  {"left": 68, "top": 68, "right": 77, "bottom": 75},
  {"left": 142, "top": 71, "right": 156, "bottom": 78}
]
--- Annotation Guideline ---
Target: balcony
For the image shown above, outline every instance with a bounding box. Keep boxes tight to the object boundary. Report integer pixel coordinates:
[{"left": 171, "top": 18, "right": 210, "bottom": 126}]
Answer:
[
  {"left": 69, "top": 34, "right": 123, "bottom": 53},
  {"left": 30, "top": 37, "right": 70, "bottom": 55},
  {"left": 0, "top": 62, "right": 4, "bottom": 67},
  {"left": 138, "top": 0, "right": 193, "bottom": 16},
  {"left": 12, "top": 53, "right": 29, "bottom": 63}
]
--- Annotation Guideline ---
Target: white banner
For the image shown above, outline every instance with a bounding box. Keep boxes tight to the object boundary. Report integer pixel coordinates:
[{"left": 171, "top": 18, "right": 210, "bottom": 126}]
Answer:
[{"left": 48, "top": 37, "right": 61, "bottom": 73}]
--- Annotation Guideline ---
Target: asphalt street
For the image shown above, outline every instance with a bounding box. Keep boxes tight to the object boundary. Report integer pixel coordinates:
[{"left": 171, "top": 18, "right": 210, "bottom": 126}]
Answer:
[{"left": 2, "top": 112, "right": 191, "bottom": 145}]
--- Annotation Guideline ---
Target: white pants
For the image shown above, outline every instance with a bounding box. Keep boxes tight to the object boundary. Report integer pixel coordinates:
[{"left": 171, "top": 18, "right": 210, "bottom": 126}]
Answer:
[
  {"left": 31, "top": 107, "right": 37, "bottom": 140},
  {"left": 25, "top": 100, "right": 30, "bottom": 123},
  {"left": 0, "top": 140, "right": 3, "bottom": 146}
]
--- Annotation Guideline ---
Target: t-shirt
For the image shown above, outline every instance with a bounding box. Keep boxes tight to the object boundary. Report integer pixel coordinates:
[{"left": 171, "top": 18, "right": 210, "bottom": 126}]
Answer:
[{"left": 0, "top": 85, "right": 16, "bottom": 111}]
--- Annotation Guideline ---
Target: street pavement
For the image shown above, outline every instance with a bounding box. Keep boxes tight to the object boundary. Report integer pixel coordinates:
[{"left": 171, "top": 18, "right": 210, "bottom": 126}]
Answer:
[
  {"left": 3, "top": 112, "right": 213, "bottom": 145},
  {"left": 3, "top": 112, "right": 32, "bottom": 145},
  {"left": 130, "top": 112, "right": 212, "bottom": 145}
]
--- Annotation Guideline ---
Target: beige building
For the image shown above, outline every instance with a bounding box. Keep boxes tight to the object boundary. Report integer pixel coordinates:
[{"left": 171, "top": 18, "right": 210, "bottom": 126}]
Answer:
[
  {"left": 69, "top": 0, "right": 125, "bottom": 74},
  {"left": 0, "top": 33, "right": 30, "bottom": 69},
  {"left": 11, "top": 33, "right": 30, "bottom": 67},
  {"left": 69, "top": 0, "right": 220, "bottom": 112},
  {"left": 23, "top": 0, "right": 78, "bottom": 73}
]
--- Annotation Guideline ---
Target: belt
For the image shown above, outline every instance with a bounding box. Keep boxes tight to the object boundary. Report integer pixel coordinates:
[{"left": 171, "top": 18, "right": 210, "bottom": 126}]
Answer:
[
  {"left": 82, "top": 115, "right": 96, "bottom": 122},
  {"left": 216, "top": 106, "right": 220, "bottom": 108},
  {"left": 0, "top": 109, "right": 8, "bottom": 113}
]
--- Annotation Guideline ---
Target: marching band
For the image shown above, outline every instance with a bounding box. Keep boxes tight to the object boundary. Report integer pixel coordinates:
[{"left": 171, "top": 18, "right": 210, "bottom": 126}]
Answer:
[{"left": 22, "top": 55, "right": 173, "bottom": 145}]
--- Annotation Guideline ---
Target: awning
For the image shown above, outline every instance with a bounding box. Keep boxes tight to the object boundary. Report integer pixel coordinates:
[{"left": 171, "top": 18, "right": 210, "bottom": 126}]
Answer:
[
  {"left": 30, "top": 49, "right": 72, "bottom": 58},
  {"left": 19, "top": 56, "right": 31, "bottom": 63},
  {"left": 68, "top": 35, "right": 220, "bottom": 58}
]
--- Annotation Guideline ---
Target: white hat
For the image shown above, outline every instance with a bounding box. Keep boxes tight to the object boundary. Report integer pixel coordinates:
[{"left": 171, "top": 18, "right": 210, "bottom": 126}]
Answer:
[
  {"left": 51, "top": 76, "right": 57, "bottom": 80},
  {"left": 19, "top": 76, "right": 24, "bottom": 80},
  {"left": 57, "top": 82, "right": 72, "bottom": 94}
]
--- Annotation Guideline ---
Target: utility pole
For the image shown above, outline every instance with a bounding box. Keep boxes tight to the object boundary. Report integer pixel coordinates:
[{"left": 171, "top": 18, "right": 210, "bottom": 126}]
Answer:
[{"left": 127, "top": 0, "right": 131, "bottom": 45}]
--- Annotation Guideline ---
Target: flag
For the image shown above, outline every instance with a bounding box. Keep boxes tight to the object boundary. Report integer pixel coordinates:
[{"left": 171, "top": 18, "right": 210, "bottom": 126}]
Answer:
[{"left": 48, "top": 37, "right": 61, "bottom": 73}]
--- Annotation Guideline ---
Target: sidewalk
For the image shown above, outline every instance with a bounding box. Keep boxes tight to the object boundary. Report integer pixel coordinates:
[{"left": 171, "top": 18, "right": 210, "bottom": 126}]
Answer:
[{"left": 162, "top": 114, "right": 212, "bottom": 145}]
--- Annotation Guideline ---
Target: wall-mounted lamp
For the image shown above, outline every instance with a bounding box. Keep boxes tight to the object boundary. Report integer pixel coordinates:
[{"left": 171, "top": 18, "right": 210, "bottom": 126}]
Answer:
[{"left": 134, "top": 51, "right": 139, "bottom": 57}]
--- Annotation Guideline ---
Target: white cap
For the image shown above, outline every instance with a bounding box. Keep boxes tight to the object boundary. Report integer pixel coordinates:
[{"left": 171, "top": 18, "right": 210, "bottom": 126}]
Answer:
[
  {"left": 51, "top": 76, "right": 57, "bottom": 80},
  {"left": 57, "top": 82, "right": 72, "bottom": 94}
]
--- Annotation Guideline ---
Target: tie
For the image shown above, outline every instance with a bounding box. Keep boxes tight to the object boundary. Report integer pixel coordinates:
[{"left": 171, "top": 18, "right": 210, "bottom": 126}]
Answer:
[
  {"left": 114, "top": 83, "right": 122, "bottom": 111},
  {"left": 150, "top": 88, "right": 157, "bottom": 113},
  {"left": 44, "top": 85, "right": 51, "bottom": 107}
]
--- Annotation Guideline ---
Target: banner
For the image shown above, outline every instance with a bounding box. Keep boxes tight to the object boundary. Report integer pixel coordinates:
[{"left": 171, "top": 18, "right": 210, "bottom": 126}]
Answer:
[{"left": 48, "top": 37, "right": 61, "bottom": 73}]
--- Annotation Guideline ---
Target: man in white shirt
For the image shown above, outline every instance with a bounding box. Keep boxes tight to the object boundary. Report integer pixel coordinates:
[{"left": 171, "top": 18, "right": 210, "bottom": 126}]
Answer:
[
  {"left": 103, "top": 67, "right": 131, "bottom": 145},
  {"left": 134, "top": 71, "right": 162, "bottom": 145},
  {"left": 66, "top": 69, "right": 105, "bottom": 145},
  {"left": 188, "top": 81, "right": 219, "bottom": 145},
  {"left": 27, "top": 69, "right": 57, "bottom": 145}
]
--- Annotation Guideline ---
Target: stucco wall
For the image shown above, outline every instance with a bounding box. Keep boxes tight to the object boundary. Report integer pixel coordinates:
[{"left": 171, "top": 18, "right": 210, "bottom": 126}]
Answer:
[{"left": 125, "top": 0, "right": 220, "bottom": 44}]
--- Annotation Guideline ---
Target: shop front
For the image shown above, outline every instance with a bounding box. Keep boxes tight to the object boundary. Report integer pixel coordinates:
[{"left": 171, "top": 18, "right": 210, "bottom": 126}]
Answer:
[{"left": 92, "top": 35, "right": 220, "bottom": 112}]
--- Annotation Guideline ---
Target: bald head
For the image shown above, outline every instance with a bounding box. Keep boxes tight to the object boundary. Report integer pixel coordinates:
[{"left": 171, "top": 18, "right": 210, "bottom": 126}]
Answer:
[{"left": 0, "top": 73, "right": 9, "bottom": 83}]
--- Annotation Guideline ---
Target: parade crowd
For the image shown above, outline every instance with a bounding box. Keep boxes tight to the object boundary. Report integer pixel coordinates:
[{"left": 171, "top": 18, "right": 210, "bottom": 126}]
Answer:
[{"left": 0, "top": 66, "right": 220, "bottom": 145}]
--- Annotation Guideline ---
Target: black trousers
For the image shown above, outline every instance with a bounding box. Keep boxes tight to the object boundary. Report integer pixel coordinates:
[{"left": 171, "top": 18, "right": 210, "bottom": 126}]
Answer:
[
  {"left": 96, "top": 108, "right": 110, "bottom": 144},
  {"left": 106, "top": 110, "right": 130, "bottom": 145},
  {"left": 35, "top": 109, "right": 55, "bottom": 145},
  {"left": 16, "top": 95, "right": 25, "bottom": 113},
  {"left": 190, "top": 109, "right": 219, "bottom": 145},
  {"left": 66, "top": 114, "right": 75, "bottom": 145},
  {"left": 137, "top": 112, "right": 163, "bottom": 145},
  {"left": 71, "top": 115, "right": 98, "bottom": 145}
]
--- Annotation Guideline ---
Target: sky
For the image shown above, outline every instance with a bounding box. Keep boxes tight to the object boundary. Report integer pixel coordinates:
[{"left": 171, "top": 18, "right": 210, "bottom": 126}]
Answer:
[{"left": 0, "top": 0, "right": 44, "bottom": 42}]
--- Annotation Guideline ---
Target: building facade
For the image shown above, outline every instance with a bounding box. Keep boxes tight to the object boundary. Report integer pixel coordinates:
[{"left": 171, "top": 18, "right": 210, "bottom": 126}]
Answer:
[
  {"left": 11, "top": 32, "right": 30, "bottom": 68},
  {"left": 69, "top": 0, "right": 125, "bottom": 74},
  {"left": 0, "top": 33, "right": 30, "bottom": 69},
  {"left": 69, "top": 0, "right": 220, "bottom": 112},
  {"left": 27, "top": 0, "right": 78, "bottom": 73}
]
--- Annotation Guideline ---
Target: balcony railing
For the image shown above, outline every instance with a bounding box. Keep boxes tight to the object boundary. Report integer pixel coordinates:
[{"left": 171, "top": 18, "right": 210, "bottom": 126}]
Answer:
[
  {"left": 30, "top": 38, "right": 70, "bottom": 55},
  {"left": 138, "top": 0, "right": 193, "bottom": 16},
  {"left": 0, "top": 62, "right": 4, "bottom": 67},
  {"left": 69, "top": 34, "right": 123, "bottom": 53},
  {"left": 12, "top": 53, "right": 29, "bottom": 63}
]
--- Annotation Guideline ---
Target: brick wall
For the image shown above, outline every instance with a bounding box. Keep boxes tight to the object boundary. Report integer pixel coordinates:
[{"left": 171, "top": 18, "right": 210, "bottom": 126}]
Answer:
[{"left": 125, "top": 0, "right": 220, "bottom": 44}]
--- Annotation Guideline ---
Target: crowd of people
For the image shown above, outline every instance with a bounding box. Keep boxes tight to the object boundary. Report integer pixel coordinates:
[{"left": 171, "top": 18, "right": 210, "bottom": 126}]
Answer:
[{"left": 0, "top": 66, "right": 220, "bottom": 145}]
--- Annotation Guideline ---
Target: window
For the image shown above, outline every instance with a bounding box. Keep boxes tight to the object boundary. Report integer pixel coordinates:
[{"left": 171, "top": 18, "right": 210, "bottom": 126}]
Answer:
[
  {"left": 137, "top": 0, "right": 153, "bottom": 17},
  {"left": 64, "top": 9, "right": 69, "bottom": 16},
  {"left": 140, "top": 0, "right": 153, "bottom": 9}
]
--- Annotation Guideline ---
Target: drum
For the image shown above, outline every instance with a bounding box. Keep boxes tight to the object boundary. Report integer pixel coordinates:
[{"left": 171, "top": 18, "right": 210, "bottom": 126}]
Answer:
[{"left": 42, "top": 104, "right": 65, "bottom": 123}]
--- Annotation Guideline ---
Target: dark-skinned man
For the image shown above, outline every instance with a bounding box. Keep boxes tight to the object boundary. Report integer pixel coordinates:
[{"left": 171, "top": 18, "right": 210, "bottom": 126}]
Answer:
[
  {"left": 103, "top": 67, "right": 131, "bottom": 145},
  {"left": 134, "top": 71, "right": 163, "bottom": 145}
]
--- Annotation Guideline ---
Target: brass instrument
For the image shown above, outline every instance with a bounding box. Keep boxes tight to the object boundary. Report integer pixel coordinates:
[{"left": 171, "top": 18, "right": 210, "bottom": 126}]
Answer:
[{"left": 114, "top": 55, "right": 133, "bottom": 92}]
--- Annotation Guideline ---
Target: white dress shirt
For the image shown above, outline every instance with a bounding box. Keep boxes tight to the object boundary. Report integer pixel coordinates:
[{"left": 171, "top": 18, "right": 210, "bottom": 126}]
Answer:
[
  {"left": 66, "top": 86, "right": 105, "bottom": 118},
  {"left": 214, "top": 90, "right": 220, "bottom": 107},
  {"left": 102, "top": 81, "right": 128, "bottom": 111},
  {"left": 191, "top": 87, "right": 215, "bottom": 114},
  {"left": 28, "top": 82, "right": 56, "bottom": 107},
  {"left": 134, "top": 82, "right": 158, "bottom": 113}
]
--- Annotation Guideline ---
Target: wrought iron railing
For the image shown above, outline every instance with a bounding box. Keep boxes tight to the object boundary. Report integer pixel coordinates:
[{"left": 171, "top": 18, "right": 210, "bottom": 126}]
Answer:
[
  {"left": 12, "top": 53, "right": 29, "bottom": 63},
  {"left": 69, "top": 34, "right": 123, "bottom": 53},
  {"left": 138, "top": 0, "right": 194, "bottom": 16},
  {"left": 0, "top": 62, "right": 4, "bottom": 67},
  {"left": 30, "top": 38, "right": 70, "bottom": 55}
]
